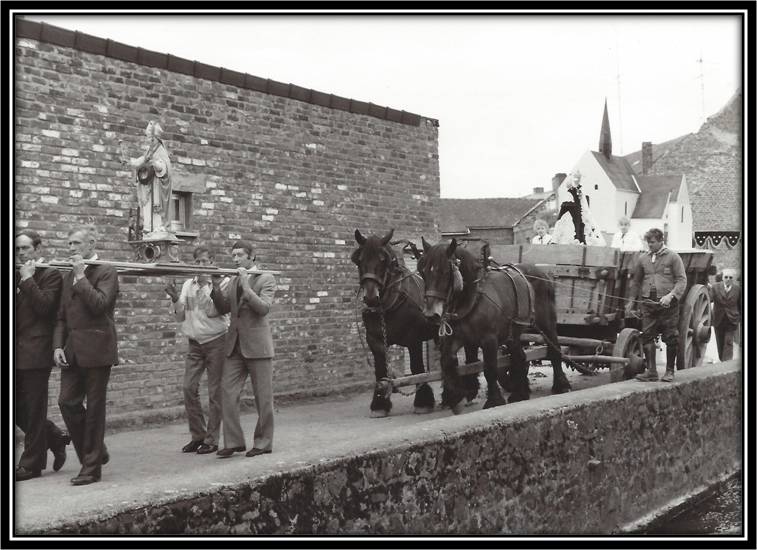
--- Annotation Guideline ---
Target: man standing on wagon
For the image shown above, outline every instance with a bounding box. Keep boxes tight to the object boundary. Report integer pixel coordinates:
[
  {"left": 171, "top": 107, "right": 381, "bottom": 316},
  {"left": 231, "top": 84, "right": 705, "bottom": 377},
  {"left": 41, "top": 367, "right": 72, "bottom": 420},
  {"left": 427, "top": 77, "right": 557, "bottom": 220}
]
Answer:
[{"left": 626, "top": 228, "right": 687, "bottom": 382}]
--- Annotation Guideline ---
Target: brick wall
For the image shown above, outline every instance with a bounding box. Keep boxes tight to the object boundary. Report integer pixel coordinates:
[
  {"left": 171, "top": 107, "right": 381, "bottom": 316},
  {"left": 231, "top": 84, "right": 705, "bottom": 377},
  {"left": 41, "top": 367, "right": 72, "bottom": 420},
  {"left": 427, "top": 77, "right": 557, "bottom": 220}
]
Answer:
[{"left": 14, "top": 33, "right": 440, "bottom": 420}]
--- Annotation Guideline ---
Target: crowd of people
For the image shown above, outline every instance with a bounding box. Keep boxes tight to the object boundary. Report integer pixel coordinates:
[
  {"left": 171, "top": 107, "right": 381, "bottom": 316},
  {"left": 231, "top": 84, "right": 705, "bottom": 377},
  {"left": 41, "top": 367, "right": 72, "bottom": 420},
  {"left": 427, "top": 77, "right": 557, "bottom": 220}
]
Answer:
[{"left": 15, "top": 226, "right": 277, "bottom": 485}]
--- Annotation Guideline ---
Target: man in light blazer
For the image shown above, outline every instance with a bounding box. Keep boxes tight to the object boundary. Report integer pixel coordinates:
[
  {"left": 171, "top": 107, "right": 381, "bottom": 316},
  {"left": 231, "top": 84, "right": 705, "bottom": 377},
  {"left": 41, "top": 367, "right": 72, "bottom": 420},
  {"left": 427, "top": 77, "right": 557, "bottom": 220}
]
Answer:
[
  {"left": 15, "top": 230, "right": 70, "bottom": 481},
  {"left": 710, "top": 268, "right": 741, "bottom": 361},
  {"left": 53, "top": 225, "right": 119, "bottom": 485},
  {"left": 209, "top": 240, "right": 276, "bottom": 458}
]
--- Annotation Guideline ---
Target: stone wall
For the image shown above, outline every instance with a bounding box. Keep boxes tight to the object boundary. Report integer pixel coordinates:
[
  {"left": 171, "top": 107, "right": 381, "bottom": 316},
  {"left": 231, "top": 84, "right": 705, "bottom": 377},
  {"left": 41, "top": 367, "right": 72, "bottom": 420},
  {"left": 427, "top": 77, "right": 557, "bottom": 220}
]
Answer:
[
  {"left": 14, "top": 23, "right": 440, "bottom": 419},
  {"left": 33, "top": 362, "right": 741, "bottom": 535}
]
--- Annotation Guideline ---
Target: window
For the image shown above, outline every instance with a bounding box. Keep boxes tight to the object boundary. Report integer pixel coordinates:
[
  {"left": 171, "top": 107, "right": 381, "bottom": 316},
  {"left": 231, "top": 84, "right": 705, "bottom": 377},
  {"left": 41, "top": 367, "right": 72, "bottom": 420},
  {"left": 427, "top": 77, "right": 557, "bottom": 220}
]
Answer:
[
  {"left": 585, "top": 195, "right": 590, "bottom": 207},
  {"left": 594, "top": 184, "right": 599, "bottom": 190},
  {"left": 624, "top": 201, "right": 628, "bottom": 215},
  {"left": 169, "top": 191, "right": 192, "bottom": 232},
  {"left": 681, "top": 206, "right": 684, "bottom": 223}
]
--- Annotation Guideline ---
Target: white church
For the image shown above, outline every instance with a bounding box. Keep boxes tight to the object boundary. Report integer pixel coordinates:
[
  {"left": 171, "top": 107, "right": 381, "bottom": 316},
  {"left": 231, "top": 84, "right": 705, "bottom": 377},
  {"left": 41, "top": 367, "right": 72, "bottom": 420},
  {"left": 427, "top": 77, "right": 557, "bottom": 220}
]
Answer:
[{"left": 556, "top": 101, "right": 693, "bottom": 249}]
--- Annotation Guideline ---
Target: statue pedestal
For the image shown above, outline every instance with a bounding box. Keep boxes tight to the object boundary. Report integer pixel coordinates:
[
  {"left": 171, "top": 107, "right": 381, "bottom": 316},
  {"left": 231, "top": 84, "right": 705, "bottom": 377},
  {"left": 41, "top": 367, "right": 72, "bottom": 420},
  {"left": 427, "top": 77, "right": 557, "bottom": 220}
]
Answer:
[{"left": 128, "top": 231, "right": 182, "bottom": 263}]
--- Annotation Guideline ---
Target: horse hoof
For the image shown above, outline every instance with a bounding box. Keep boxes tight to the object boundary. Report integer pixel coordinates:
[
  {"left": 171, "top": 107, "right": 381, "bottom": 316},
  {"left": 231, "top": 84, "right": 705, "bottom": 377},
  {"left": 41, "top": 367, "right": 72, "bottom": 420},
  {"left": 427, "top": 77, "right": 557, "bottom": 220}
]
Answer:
[
  {"left": 465, "top": 397, "right": 479, "bottom": 407},
  {"left": 369, "top": 409, "right": 389, "bottom": 418},
  {"left": 508, "top": 394, "right": 529, "bottom": 404},
  {"left": 551, "top": 385, "right": 572, "bottom": 395},
  {"left": 413, "top": 406, "right": 434, "bottom": 415},
  {"left": 451, "top": 402, "right": 465, "bottom": 415},
  {"left": 483, "top": 398, "right": 506, "bottom": 409}
]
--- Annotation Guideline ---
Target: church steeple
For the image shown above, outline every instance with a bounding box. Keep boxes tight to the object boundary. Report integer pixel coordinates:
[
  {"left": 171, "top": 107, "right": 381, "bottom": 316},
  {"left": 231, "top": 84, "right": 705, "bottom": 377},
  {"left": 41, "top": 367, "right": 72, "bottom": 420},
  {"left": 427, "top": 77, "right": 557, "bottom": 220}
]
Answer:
[{"left": 599, "top": 99, "right": 613, "bottom": 159}]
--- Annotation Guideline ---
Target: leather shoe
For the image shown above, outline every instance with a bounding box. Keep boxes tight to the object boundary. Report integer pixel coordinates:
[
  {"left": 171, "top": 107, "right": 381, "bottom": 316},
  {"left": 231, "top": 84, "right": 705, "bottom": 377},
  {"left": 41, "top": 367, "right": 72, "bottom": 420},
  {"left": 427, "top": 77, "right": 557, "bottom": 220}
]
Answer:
[
  {"left": 196, "top": 443, "right": 218, "bottom": 455},
  {"left": 16, "top": 466, "right": 41, "bottom": 481},
  {"left": 182, "top": 440, "right": 203, "bottom": 453},
  {"left": 245, "top": 448, "right": 272, "bottom": 458},
  {"left": 52, "top": 433, "right": 71, "bottom": 472},
  {"left": 71, "top": 473, "right": 100, "bottom": 486},
  {"left": 216, "top": 446, "right": 245, "bottom": 458}
]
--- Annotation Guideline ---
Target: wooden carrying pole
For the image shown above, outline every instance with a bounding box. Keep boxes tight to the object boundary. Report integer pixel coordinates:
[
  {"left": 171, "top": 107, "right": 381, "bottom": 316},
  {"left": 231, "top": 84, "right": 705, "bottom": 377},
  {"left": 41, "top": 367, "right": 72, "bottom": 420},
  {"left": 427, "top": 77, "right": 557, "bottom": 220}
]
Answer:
[{"left": 17, "top": 259, "right": 281, "bottom": 277}]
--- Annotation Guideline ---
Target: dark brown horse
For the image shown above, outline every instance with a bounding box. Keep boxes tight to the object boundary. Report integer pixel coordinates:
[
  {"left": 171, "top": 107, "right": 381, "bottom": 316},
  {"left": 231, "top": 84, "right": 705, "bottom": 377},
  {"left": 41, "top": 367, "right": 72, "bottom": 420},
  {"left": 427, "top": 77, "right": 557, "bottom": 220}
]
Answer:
[
  {"left": 418, "top": 237, "right": 571, "bottom": 413},
  {"left": 352, "top": 228, "right": 479, "bottom": 417}
]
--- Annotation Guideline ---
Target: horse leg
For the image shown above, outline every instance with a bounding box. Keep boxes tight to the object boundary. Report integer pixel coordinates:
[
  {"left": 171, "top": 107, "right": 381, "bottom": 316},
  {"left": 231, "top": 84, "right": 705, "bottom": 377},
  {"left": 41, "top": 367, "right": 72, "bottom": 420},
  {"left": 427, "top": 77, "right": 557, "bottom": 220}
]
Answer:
[
  {"left": 507, "top": 337, "right": 531, "bottom": 403},
  {"left": 462, "top": 344, "right": 481, "bottom": 404},
  {"left": 440, "top": 336, "right": 466, "bottom": 415},
  {"left": 409, "top": 342, "right": 435, "bottom": 414},
  {"left": 481, "top": 336, "right": 507, "bottom": 409},
  {"left": 535, "top": 320, "right": 571, "bottom": 395},
  {"left": 363, "top": 311, "right": 392, "bottom": 418}
]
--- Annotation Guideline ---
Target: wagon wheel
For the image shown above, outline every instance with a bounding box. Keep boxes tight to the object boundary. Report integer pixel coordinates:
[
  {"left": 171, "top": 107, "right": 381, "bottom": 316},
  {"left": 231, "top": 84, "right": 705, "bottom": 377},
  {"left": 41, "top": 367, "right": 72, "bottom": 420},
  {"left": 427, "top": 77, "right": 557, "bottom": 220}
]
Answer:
[
  {"left": 612, "top": 328, "right": 645, "bottom": 381},
  {"left": 678, "top": 284, "right": 712, "bottom": 370}
]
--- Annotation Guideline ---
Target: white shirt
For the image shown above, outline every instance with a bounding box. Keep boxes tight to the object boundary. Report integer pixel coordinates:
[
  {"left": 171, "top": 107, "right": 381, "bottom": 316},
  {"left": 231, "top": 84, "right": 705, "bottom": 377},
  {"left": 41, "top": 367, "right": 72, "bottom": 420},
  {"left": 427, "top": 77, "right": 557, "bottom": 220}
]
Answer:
[
  {"left": 172, "top": 276, "right": 230, "bottom": 344},
  {"left": 531, "top": 234, "right": 553, "bottom": 245},
  {"left": 611, "top": 230, "right": 645, "bottom": 251}
]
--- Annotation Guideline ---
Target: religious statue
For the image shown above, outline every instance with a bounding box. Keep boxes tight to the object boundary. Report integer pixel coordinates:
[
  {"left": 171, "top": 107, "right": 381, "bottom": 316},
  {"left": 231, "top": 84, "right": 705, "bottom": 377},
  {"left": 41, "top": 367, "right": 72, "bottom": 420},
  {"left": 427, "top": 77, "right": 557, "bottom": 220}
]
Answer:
[
  {"left": 119, "top": 120, "right": 173, "bottom": 238},
  {"left": 551, "top": 170, "right": 607, "bottom": 246}
]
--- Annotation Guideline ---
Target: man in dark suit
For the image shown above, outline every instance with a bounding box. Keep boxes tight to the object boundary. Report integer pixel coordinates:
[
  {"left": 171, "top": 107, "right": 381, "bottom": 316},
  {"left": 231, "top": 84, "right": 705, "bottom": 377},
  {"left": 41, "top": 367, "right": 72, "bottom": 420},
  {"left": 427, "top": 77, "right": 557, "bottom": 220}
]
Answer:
[
  {"left": 209, "top": 240, "right": 277, "bottom": 459},
  {"left": 53, "top": 226, "right": 119, "bottom": 485},
  {"left": 15, "top": 230, "right": 71, "bottom": 481},
  {"left": 710, "top": 268, "right": 741, "bottom": 361}
]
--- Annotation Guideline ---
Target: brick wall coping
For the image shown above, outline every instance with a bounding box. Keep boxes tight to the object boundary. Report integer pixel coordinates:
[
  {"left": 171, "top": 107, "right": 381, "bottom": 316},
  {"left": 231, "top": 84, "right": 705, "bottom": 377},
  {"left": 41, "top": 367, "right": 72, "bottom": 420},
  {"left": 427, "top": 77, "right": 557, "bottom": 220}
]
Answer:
[{"left": 15, "top": 18, "right": 438, "bottom": 128}]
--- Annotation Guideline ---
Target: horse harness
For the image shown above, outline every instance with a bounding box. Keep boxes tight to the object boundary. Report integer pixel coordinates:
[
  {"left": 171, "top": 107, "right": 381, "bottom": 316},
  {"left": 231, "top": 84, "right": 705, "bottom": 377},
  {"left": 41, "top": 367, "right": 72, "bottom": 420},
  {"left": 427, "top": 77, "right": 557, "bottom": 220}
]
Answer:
[{"left": 435, "top": 260, "right": 535, "bottom": 337}]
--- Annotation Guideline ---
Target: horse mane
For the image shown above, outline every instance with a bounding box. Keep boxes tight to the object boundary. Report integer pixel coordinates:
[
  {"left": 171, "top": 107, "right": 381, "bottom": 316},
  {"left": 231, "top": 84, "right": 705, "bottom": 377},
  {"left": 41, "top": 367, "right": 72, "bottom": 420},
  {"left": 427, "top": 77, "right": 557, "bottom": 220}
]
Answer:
[
  {"left": 453, "top": 245, "right": 483, "bottom": 284},
  {"left": 351, "top": 234, "right": 404, "bottom": 271}
]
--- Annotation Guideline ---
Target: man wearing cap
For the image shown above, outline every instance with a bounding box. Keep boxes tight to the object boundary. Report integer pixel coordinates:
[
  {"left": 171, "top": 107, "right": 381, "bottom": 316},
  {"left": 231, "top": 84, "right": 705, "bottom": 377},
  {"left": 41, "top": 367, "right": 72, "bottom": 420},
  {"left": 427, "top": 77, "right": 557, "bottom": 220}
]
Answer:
[
  {"left": 15, "top": 229, "right": 71, "bottom": 481},
  {"left": 710, "top": 268, "right": 741, "bottom": 361},
  {"left": 626, "top": 228, "right": 687, "bottom": 382}
]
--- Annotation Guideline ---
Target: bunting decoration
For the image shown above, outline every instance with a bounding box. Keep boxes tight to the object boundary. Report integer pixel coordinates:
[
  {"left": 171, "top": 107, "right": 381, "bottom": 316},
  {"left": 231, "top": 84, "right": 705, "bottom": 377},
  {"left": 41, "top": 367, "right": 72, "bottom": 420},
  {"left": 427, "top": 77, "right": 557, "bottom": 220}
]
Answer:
[{"left": 693, "top": 231, "right": 741, "bottom": 250}]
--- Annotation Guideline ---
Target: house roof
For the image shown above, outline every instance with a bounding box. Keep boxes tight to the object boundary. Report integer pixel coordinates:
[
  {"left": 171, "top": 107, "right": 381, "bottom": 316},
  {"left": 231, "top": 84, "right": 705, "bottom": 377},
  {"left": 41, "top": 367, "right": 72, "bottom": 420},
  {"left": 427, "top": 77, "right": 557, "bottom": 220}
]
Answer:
[
  {"left": 439, "top": 198, "right": 544, "bottom": 233},
  {"left": 623, "top": 134, "right": 692, "bottom": 174},
  {"left": 590, "top": 152, "right": 639, "bottom": 192},
  {"left": 631, "top": 175, "right": 683, "bottom": 218}
]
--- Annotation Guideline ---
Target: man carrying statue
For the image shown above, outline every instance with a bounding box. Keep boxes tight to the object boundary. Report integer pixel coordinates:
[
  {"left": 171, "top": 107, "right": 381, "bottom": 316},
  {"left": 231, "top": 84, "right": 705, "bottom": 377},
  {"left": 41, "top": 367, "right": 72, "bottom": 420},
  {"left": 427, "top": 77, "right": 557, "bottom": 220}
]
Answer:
[{"left": 120, "top": 120, "right": 173, "bottom": 237}]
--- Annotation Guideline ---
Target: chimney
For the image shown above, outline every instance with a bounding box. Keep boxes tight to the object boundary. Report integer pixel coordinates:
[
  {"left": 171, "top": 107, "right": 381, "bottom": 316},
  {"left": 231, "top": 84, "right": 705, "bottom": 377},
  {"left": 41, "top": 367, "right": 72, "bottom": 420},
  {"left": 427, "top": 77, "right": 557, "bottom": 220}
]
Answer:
[
  {"left": 641, "top": 141, "right": 653, "bottom": 175},
  {"left": 533, "top": 186, "right": 544, "bottom": 195}
]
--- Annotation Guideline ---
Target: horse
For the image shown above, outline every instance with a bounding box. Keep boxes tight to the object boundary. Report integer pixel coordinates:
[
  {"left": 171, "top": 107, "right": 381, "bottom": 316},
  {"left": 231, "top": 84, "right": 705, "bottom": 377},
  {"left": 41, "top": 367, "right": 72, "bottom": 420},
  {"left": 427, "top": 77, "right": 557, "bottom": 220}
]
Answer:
[
  {"left": 418, "top": 237, "right": 572, "bottom": 414},
  {"left": 351, "top": 228, "right": 479, "bottom": 417}
]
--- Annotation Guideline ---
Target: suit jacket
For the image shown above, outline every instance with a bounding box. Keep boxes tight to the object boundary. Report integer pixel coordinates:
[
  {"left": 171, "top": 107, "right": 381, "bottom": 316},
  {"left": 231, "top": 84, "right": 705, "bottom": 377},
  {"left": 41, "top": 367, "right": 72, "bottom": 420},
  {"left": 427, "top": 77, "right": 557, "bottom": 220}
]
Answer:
[
  {"left": 710, "top": 282, "right": 741, "bottom": 327},
  {"left": 15, "top": 267, "right": 63, "bottom": 370},
  {"left": 53, "top": 263, "right": 119, "bottom": 368},
  {"left": 210, "top": 272, "right": 276, "bottom": 359}
]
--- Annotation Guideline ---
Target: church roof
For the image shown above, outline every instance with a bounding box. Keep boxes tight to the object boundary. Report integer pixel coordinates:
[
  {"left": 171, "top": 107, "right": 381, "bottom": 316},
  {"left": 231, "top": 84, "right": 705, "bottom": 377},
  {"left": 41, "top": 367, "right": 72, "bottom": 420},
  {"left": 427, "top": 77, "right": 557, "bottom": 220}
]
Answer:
[
  {"left": 631, "top": 175, "right": 683, "bottom": 218},
  {"left": 590, "top": 151, "right": 639, "bottom": 192}
]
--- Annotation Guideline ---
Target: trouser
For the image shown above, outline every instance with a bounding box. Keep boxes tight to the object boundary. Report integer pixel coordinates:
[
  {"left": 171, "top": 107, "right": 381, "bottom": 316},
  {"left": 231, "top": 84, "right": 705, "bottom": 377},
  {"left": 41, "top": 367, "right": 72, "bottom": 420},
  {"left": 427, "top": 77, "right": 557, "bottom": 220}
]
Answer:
[
  {"left": 16, "top": 368, "right": 67, "bottom": 471},
  {"left": 183, "top": 334, "right": 225, "bottom": 446},
  {"left": 58, "top": 365, "right": 111, "bottom": 477},
  {"left": 640, "top": 298, "right": 679, "bottom": 368},
  {"left": 715, "top": 322, "right": 738, "bottom": 362},
  {"left": 221, "top": 350, "right": 273, "bottom": 451}
]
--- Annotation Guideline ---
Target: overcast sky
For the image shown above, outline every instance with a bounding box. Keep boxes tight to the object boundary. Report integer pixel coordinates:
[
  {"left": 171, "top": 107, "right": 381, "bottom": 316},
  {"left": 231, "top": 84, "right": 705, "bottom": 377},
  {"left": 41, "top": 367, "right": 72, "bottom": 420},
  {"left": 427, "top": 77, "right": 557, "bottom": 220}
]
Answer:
[{"left": 24, "top": 12, "right": 742, "bottom": 199}]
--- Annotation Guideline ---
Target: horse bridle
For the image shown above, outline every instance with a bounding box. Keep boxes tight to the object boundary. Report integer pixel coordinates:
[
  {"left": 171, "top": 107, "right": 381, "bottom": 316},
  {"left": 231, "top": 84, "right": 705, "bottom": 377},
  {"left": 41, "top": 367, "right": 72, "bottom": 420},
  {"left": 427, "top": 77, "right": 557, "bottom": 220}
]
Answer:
[{"left": 424, "top": 259, "right": 462, "bottom": 303}]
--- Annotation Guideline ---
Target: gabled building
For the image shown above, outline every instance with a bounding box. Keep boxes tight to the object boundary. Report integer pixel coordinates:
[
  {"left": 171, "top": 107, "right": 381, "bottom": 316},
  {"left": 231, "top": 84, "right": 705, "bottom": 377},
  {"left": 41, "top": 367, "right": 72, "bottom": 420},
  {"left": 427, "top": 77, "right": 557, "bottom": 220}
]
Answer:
[
  {"left": 439, "top": 197, "right": 551, "bottom": 246},
  {"left": 558, "top": 100, "right": 693, "bottom": 249},
  {"left": 624, "top": 89, "right": 742, "bottom": 270}
]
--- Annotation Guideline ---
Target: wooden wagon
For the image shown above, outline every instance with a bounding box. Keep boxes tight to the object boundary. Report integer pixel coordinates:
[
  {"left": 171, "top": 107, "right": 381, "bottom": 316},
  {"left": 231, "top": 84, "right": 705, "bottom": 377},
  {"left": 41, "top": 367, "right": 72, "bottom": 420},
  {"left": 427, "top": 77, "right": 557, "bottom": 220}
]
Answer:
[{"left": 385, "top": 242, "right": 714, "bottom": 392}]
